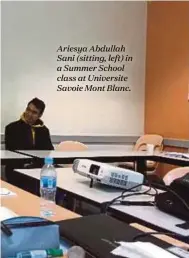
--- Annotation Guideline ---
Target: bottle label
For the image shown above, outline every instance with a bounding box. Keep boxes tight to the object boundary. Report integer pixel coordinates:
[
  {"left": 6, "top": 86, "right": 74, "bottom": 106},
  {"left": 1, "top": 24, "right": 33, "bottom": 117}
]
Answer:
[
  {"left": 40, "top": 176, "right": 56, "bottom": 188},
  {"left": 30, "top": 250, "right": 47, "bottom": 258},
  {"left": 17, "top": 250, "right": 47, "bottom": 258}
]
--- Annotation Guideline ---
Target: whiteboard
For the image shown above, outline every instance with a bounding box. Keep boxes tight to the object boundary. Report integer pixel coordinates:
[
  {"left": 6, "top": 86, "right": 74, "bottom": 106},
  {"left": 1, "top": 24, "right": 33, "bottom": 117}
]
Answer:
[{"left": 1, "top": 1, "right": 147, "bottom": 136}]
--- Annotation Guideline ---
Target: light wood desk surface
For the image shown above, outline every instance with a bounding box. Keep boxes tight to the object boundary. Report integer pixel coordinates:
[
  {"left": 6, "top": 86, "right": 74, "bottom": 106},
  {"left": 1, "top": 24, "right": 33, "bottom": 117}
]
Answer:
[
  {"left": 1, "top": 180, "right": 80, "bottom": 258},
  {"left": 1, "top": 180, "right": 80, "bottom": 222},
  {"left": 1, "top": 180, "right": 188, "bottom": 255},
  {"left": 130, "top": 223, "right": 189, "bottom": 249}
]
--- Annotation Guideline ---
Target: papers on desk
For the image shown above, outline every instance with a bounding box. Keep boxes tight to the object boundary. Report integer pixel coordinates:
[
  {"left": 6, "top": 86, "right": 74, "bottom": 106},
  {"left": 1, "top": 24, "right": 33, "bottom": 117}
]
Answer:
[
  {"left": 0, "top": 206, "right": 18, "bottom": 221},
  {"left": 182, "top": 153, "right": 189, "bottom": 159},
  {"left": 164, "top": 152, "right": 189, "bottom": 159},
  {"left": 111, "top": 241, "right": 178, "bottom": 258},
  {"left": 0, "top": 188, "right": 17, "bottom": 197}
]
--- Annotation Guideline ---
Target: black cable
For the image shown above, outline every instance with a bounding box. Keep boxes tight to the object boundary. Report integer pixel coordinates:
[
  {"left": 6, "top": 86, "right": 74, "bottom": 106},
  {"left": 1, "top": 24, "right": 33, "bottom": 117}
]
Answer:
[
  {"left": 143, "top": 173, "right": 159, "bottom": 198},
  {"left": 101, "top": 174, "right": 161, "bottom": 213},
  {"left": 120, "top": 173, "right": 152, "bottom": 199},
  {"left": 101, "top": 183, "right": 144, "bottom": 213},
  {"left": 101, "top": 172, "right": 169, "bottom": 213},
  {"left": 121, "top": 174, "right": 148, "bottom": 197},
  {"left": 101, "top": 182, "right": 159, "bottom": 213},
  {"left": 122, "top": 173, "right": 158, "bottom": 200},
  {"left": 113, "top": 192, "right": 155, "bottom": 207},
  {"left": 132, "top": 231, "right": 189, "bottom": 242},
  {"left": 120, "top": 192, "right": 155, "bottom": 201},
  {"left": 123, "top": 178, "right": 189, "bottom": 215},
  {"left": 120, "top": 200, "right": 154, "bottom": 206},
  {"left": 121, "top": 184, "right": 153, "bottom": 198},
  {"left": 119, "top": 175, "right": 159, "bottom": 207}
]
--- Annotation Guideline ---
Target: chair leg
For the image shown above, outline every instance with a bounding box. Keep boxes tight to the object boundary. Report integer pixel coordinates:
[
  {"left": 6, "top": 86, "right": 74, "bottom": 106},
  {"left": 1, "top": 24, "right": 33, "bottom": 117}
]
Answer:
[
  {"left": 73, "top": 198, "right": 77, "bottom": 212},
  {"left": 78, "top": 201, "right": 83, "bottom": 212},
  {"left": 134, "top": 162, "right": 137, "bottom": 171}
]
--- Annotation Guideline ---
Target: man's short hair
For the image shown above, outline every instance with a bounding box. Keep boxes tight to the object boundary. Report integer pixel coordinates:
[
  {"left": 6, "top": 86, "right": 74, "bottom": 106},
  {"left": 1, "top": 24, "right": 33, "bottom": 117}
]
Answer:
[{"left": 28, "top": 98, "right": 46, "bottom": 114}]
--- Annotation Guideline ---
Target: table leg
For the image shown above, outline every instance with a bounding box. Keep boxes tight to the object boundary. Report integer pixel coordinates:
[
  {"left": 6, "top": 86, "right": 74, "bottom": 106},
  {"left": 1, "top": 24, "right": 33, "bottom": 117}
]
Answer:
[{"left": 136, "top": 159, "right": 147, "bottom": 176}]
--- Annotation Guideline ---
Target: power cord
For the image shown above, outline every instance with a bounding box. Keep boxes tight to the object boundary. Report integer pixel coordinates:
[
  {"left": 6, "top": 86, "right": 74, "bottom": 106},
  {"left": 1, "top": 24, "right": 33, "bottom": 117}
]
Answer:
[
  {"left": 121, "top": 184, "right": 153, "bottom": 197},
  {"left": 101, "top": 183, "right": 144, "bottom": 213},
  {"left": 101, "top": 171, "right": 189, "bottom": 216},
  {"left": 142, "top": 173, "right": 159, "bottom": 197},
  {"left": 111, "top": 192, "right": 155, "bottom": 207},
  {"left": 101, "top": 181, "right": 160, "bottom": 213},
  {"left": 101, "top": 173, "right": 160, "bottom": 213}
]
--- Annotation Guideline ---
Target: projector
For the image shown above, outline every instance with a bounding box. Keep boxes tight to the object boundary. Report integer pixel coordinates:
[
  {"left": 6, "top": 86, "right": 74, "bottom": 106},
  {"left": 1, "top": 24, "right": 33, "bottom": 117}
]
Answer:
[{"left": 72, "top": 159, "right": 144, "bottom": 191}]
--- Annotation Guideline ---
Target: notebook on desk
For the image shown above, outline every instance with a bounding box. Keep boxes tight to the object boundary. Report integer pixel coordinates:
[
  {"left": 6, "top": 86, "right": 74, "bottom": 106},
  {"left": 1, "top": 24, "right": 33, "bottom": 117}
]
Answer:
[
  {"left": 164, "top": 152, "right": 189, "bottom": 160},
  {"left": 57, "top": 214, "right": 171, "bottom": 258},
  {"left": 0, "top": 207, "right": 18, "bottom": 221}
]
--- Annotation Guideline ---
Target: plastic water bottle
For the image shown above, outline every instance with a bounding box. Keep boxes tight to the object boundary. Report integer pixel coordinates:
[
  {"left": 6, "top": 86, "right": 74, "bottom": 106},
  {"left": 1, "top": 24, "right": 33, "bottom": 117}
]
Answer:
[{"left": 40, "top": 157, "right": 57, "bottom": 217}]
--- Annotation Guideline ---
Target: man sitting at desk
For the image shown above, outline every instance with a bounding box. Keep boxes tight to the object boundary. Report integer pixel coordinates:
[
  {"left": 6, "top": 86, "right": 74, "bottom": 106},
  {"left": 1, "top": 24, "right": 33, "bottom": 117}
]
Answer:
[{"left": 5, "top": 97, "right": 54, "bottom": 150}]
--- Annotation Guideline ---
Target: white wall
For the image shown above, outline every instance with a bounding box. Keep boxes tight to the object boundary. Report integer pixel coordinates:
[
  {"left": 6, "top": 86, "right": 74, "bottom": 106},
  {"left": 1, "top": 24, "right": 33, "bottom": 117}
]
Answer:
[{"left": 1, "top": 1, "right": 147, "bottom": 136}]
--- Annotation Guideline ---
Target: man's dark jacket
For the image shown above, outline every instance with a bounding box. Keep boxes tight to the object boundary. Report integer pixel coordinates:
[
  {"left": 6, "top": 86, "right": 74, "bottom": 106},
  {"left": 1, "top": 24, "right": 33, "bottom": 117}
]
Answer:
[{"left": 5, "top": 116, "right": 54, "bottom": 150}]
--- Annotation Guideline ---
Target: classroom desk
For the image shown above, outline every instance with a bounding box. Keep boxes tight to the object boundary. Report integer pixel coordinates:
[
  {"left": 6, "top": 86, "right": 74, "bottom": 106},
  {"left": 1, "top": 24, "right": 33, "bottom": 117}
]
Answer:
[
  {"left": 14, "top": 167, "right": 189, "bottom": 238},
  {"left": 15, "top": 150, "right": 154, "bottom": 173},
  {"left": 1, "top": 180, "right": 80, "bottom": 222},
  {"left": 1, "top": 180, "right": 188, "bottom": 254},
  {"left": 14, "top": 167, "right": 156, "bottom": 204},
  {"left": 150, "top": 152, "right": 189, "bottom": 167},
  {"left": 15, "top": 150, "right": 189, "bottom": 175},
  {"left": 111, "top": 205, "right": 189, "bottom": 237},
  {"left": 0, "top": 150, "right": 32, "bottom": 166},
  {"left": 1, "top": 180, "right": 80, "bottom": 258}
]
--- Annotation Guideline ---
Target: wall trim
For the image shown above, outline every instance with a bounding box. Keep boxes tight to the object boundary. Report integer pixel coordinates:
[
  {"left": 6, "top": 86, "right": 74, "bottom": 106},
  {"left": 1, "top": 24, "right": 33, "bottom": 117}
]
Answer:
[
  {"left": 1, "top": 134, "right": 189, "bottom": 148},
  {"left": 50, "top": 135, "right": 139, "bottom": 144},
  {"left": 164, "top": 138, "right": 189, "bottom": 148}
]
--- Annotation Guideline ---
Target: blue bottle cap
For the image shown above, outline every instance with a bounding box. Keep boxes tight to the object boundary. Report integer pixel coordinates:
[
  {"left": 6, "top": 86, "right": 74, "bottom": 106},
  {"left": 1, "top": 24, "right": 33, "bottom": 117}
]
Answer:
[{"left": 44, "top": 156, "right": 53, "bottom": 165}]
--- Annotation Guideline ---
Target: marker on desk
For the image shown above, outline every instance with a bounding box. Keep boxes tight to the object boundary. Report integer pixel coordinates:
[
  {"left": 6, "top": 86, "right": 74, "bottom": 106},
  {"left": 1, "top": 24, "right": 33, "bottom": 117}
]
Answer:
[{"left": 15, "top": 249, "right": 63, "bottom": 258}]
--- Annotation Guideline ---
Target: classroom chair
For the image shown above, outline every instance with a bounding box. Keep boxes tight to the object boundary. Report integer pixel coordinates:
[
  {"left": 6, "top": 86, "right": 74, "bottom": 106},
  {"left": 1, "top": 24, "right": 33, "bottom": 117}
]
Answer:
[
  {"left": 163, "top": 166, "right": 189, "bottom": 185},
  {"left": 56, "top": 140, "right": 88, "bottom": 151},
  {"left": 55, "top": 140, "right": 88, "bottom": 167},
  {"left": 117, "top": 134, "right": 164, "bottom": 175}
]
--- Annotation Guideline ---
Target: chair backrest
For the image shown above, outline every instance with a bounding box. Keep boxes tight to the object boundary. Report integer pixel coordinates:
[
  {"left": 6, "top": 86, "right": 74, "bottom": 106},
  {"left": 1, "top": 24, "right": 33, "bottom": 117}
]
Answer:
[
  {"left": 133, "top": 134, "right": 163, "bottom": 151},
  {"left": 163, "top": 166, "right": 189, "bottom": 185},
  {"left": 56, "top": 141, "right": 88, "bottom": 151}
]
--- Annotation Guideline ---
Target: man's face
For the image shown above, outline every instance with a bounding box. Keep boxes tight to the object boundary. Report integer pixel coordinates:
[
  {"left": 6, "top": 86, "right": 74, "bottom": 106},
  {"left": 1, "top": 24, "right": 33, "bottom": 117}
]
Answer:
[{"left": 24, "top": 103, "right": 41, "bottom": 125}]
